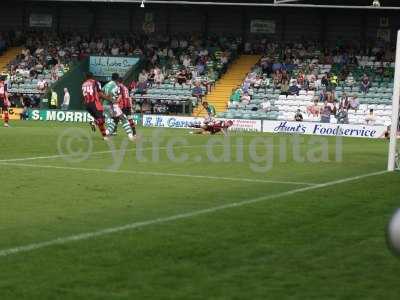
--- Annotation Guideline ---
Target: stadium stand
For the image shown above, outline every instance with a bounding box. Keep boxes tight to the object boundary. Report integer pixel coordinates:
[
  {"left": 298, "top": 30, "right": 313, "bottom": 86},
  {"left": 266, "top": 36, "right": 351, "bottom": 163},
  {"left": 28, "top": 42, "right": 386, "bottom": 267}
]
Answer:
[
  {"left": 193, "top": 55, "right": 261, "bottom": 117},
  {"left": 126, "top": 35, "right": 240, "bottom": 114},
  {"left": 2, "top": 32, "right": 240, "bottom": 112},
  {"left": 0, "top": 28, "right": 396, "bottom": 124},
  {"left": 0, "top": 31, "right": 19, "bottom": 73},
  {"left": 218, "top": 43, "right": 395, "bottom": 125}
]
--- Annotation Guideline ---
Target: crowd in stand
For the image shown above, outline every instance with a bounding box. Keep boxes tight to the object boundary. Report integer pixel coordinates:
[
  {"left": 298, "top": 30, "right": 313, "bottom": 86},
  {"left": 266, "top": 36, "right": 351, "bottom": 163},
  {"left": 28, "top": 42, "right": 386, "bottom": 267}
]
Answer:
[
  {"left": 2, "top": 30, "right": 395, "bottom": 125},
  {"left": 125, "top": 35, "right": 236, "bottom": 113},
  {"left": 2, "top": 31, "right": 236, "bottom": 114},
  {"left": 227, "top": 40, "right": 395, "bottom": 124}
]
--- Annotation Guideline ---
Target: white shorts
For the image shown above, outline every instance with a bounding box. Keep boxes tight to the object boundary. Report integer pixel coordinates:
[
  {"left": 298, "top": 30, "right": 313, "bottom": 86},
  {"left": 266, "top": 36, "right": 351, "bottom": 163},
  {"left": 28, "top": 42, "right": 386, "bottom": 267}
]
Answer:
[{"left": 111, "top": 104, "right": 123, "bottom": 118}]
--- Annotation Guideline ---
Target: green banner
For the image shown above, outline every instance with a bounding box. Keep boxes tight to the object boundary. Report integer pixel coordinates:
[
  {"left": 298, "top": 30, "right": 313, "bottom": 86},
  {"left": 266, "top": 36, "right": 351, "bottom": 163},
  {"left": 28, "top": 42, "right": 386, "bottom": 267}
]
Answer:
[
  {"left": 27, "top": 109, "right": 143, "bottom": 124},
  {"left": 89, "top": 56, "right": 140, "bottom": 81},
  {"left": 27, "top": 109, "right": 94, "bottom": 122}
]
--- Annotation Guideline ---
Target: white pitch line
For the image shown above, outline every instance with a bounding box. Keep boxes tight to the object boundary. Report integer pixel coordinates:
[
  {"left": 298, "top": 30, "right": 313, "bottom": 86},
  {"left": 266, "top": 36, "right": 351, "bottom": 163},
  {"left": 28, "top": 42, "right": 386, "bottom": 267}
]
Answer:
[
  {"left": 0, "top": 145, "right": 201, "bottom": 163},
  {"left": 0, "top": 170, "right": 388, "bottom": 258},
  {"left": 0, "top": 154, "right": 70, "bottom": 162},
  {"left": 0, "top": 161, "right": 316, "bottom": 186}
]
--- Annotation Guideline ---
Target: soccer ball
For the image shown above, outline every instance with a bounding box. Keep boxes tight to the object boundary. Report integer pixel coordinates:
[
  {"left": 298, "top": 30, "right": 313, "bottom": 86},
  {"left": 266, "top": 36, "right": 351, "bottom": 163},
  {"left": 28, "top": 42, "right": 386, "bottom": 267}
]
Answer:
[{"left": 387, "top": 209, "right": 400, "bottom": 256}]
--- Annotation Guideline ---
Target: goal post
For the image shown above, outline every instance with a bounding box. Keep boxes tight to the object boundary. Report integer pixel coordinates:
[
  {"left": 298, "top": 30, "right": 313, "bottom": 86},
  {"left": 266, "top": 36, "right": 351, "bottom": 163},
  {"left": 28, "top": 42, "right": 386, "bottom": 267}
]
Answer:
[{"left": 387, "top": 31, "right": 400, "bottom": 171}]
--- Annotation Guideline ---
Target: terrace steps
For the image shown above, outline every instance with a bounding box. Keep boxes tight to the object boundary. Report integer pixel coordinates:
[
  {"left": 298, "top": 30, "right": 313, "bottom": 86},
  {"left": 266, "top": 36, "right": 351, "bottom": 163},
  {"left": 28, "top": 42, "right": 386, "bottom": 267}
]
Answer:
[
  {"left": 0, "top": 47, "right": 23, "bottom": 73},
  {"left": 193, "top": 55, "right": 261, "bottom": 117}
]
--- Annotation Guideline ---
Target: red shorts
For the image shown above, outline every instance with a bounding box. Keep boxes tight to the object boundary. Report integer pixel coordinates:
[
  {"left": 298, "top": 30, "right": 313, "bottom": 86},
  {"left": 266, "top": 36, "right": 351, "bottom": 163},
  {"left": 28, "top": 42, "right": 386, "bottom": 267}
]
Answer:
[{"left": 206, "top": 124, "right": 222, "bottom": 134}]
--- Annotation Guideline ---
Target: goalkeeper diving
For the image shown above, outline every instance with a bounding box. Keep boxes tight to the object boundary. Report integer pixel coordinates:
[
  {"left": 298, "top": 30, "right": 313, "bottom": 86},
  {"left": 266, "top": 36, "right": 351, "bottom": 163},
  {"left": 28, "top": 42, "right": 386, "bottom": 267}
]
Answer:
[{"left": 190, "top": 101, "right": 233, "bottom": 135}]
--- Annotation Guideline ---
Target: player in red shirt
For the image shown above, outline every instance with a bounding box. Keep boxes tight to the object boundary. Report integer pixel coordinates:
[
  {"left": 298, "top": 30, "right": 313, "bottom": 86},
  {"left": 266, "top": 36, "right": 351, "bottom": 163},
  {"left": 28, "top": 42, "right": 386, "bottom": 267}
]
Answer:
[
  {"left": 117, "top": 77, "right": 136, "bottom": 135},
  {"left": 189, "top": 119, "right": 233, "bottom": 135},
  {"left": 81, "top": 72, "right": 108, "bottom": 139},
  {"left": 0, "top": 76, "right": 10, "bottom": 127}
]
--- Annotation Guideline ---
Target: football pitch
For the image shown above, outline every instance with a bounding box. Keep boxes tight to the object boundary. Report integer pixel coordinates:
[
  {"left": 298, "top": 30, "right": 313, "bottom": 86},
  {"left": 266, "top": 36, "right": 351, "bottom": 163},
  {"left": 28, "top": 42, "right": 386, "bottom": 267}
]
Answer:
[{"left": 0, "top": 121, "right": 400, "bottom": 299}]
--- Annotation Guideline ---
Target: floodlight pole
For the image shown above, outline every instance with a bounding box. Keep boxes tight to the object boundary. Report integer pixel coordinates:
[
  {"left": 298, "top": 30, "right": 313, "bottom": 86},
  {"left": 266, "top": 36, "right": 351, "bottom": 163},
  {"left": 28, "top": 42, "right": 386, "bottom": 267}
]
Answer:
[{"left": 388, "top": 31, "right": 400, "bottom": 171}]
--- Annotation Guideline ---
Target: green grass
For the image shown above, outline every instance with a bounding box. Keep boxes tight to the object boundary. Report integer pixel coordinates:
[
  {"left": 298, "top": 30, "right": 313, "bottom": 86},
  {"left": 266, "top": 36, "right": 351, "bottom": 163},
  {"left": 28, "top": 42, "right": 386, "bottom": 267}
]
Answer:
[{"left": 0, "top": 120, "right": 400, "bottom": 299}]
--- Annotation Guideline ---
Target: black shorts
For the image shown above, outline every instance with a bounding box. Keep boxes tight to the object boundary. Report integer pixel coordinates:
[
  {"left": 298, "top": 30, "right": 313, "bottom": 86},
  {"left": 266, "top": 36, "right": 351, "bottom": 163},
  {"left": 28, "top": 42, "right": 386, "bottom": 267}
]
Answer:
[
  {"left": 122, "top": 107, "right": 132, "bottom": 116},
  {"left": 0, "top": 99, "right": 8, "bottom": 110},
  {"left": 85, "top": 102, "right": 104, "bottom": 120}
]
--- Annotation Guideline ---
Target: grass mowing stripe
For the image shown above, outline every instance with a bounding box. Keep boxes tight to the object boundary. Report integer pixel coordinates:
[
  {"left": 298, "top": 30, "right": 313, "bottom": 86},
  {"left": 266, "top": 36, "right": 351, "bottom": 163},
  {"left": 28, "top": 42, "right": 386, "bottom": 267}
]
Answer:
[
  {"left": 0, "top": 161, "right": 315, "bottom": 185},
  {"left": 0, "top": 141, "right": 288, "bottom": 163},
  {"left": 0, "top": 170, "right": 387, "bottom": 258},
  {"left": 0, "top": 144, "right": 202, "bottom": 162}
]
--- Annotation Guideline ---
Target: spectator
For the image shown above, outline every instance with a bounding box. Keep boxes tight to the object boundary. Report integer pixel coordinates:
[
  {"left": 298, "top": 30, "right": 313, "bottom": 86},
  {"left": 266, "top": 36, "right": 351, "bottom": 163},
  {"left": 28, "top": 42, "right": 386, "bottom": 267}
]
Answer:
[
  {"left": 329, "top": 73, "right": 338, "bottom": 89},
  {"left": 229, "top": 87, "right": 242, "bottom": 107},
  {"left": 307, "top": 75, "right": 316, "bottom": 91},
  {"left": 176, "top": 69, "right": 188, "bottom": 86},
  {"left": 297, "top": 71, "right": 305, "bottom": 86},
  {"left": 294, "top": 109, "right": 303, "bottom": 122},
  {"left": 37, "top": 79, "right": 48, "bottom": 92},
  {"left": 241, "top": 92, "right": 251, "bottom": 105},
  {"left": 280, "top": 79, "right": 289, "bottom": 96},
  {"left": 154, "top": 69, "right": 164, "bottom": 86},
  {"left": 138, "top": 70, "right": 148, "bottom": 83},
  {"left": 336, "top": 108, "right": 349, "bottom": 124},
  {"left": 307, "top": 100, "right": 320, "bottom": 117},
  {"left": 360, "top": 74, "right": 371, "bottom": 94},
  {"left": 220, "top": 51, "right": 229, "bottom": 65},
  {"left": 349, "top": 55, "right": 358, "bottom": 66},
  {"left": 50, "top": 89, "right": 58, "bottom": 109},
  {"left": 339, "top": 93, "right": 350, "bottom": 110},
  {"left": 349, "top": 95, "right": 360, "bottom": 111},
  {"left": 192, "top": 82, "right": 204, "bottom": 103},
  {"left": 136, "top": 80, "right": 147, "bottom": 95},
  {"left": 320, "top": 101, "right": 333, "bottom": 123},
  {"left": 288, "top": 81, "right": 300, "bottom": 96},
  {"left": 20, "top": 96, "right": 29, "bottom": 120},
  {"left": 61, "top": 87, "right": 70, "bottom": 110},
  {"left": 196, "top": 60, "right": 206, "bottom": 76},
  {"left": 345, "top": 73, "right": 355, "bottom": 86},
  {"left": 365, "top": 109, "right": 376, "bottom": 125},
  {"left": 273, "top": 70, "right": 282, "bottom": 89},
  {"left": 321, "top": 74, "right": 329, "bottom": 87},
  {"left": 253, "top": 75, "right": 263, "bottom": 90},
  {"left": 147, "top": 69, "right": 155, "bottom": 87},
  {"left": 128, "top": 80, "right": 137, "bottom": 91},
  {"left": 182, "top": 55, "right": 191, "bottom": 68},
  {"left": 260, "top": 99, "right": 271, "bottom": 112}
]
